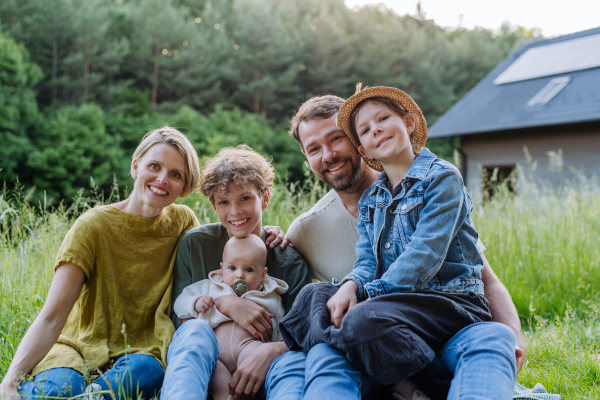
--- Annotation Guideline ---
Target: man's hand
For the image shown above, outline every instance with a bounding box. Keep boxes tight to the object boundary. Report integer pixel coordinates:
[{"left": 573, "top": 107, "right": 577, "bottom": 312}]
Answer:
[
  {"left": 215, "top": 296, "right": 273, "bottom": 341},
  {"left": 263, "top": 226, "right": 292, "bottom": 249},
  {"left": 228, "top": 342, "right": 288, "bottom": 399},
  {"left": 0, "top": 380, "right": 20, "bottom": 399},
  {"left": 194, "top": 295, "right": 214, "bottom": 314},
  {"left": 480, "top": 254, "right": 527, "bottom": 374},
  {"left": 515, "top": 342, "right": 527, "bottom": 373},
  {"left": 327, "top": 280, "right": 359, "bottom": 328}
]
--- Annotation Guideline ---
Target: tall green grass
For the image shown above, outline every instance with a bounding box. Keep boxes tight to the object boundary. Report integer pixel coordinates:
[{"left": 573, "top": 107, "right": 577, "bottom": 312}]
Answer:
[
  {"left": 2, "top": 174, "right": 600, "bottom": 398},
  {"left": 474, "top": 176, "right": 600, "bottom": 321}
]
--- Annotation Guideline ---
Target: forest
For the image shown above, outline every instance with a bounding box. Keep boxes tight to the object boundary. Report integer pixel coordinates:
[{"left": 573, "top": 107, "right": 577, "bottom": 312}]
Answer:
[{"left": 0, "top": 0, "right": 537, "bottom": 202}]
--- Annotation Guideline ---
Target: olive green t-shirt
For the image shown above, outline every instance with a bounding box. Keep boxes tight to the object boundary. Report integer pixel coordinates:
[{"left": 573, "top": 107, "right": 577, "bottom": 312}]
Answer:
[
  {"left": 32, "top": 204, "right": 199, "bottom": 375},
  {"left": 170, "top": 223, "right": 312, "bottom": 329}
]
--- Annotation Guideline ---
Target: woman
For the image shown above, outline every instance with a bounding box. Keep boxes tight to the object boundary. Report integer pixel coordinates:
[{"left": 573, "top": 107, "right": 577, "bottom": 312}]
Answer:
[
  {"left": 0, "top": 128, "right": 286, "bottom": 400},
  {"left": 0, "top": 127, "right": 201, "bottom": 399}
]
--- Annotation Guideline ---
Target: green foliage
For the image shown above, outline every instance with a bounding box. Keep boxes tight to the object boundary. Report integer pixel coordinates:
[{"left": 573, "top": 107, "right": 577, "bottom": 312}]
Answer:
[
  {"left": 0, "top": 28, "right": 42, "bottom": 183},
  {"left": 0, "top": 0, "right": 535, "bottom": 201},
  {"left": 518, "top": 306, "right": 600, "bottom": 398},
  {"left": 0, "top": 0, "right": 528, "bottom": 120},
  {"left": 27, "top": 104, "right": 127, "bottom": 201},
  {"left": 173, "top": 105, "right": 306, "bottom": 183},
  {"left": 473, "top": 177, "right": 600, "bottom": 321},
  {"left": 113, "top": 89, "right": 151, "bottom": 117}
]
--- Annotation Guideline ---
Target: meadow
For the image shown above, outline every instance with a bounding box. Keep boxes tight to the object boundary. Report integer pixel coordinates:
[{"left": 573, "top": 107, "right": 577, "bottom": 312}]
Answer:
[{"left": 1, "top": 173, "right": 600, "bottom": 399}]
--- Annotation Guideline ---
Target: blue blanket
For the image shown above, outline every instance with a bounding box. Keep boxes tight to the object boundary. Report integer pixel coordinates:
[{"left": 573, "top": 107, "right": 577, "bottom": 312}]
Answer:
[{"left": 514, "top": 383, "right": 560, "bottom": 400}]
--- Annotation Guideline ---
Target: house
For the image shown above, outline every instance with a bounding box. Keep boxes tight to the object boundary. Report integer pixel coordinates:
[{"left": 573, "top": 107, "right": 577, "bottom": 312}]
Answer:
[{"left": 428, "top": 27, "right": 600, "bottom": 195}]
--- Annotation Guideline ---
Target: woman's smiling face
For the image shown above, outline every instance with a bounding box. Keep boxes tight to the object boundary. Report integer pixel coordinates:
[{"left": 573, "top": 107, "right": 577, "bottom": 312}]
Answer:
[
  {"left": 132, "top": 143, "right": 187, "bottom": 211},
  {"left": 212, "top": 182, "right": 270, "bottom": 239}
]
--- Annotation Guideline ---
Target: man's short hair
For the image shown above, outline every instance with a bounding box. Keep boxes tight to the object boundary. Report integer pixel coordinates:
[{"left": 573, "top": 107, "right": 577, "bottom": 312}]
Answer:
[
  {"left": 200, "top": 144, "right": 274, "bottom": 202},
  {"left": 289, "top": 95, "right": 345, "bottom": 150}
]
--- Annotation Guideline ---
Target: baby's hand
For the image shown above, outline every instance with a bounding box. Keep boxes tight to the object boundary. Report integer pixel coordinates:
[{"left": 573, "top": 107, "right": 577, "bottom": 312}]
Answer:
[{"left": 194, "top": 295, "right": 215, "bottom": 314}]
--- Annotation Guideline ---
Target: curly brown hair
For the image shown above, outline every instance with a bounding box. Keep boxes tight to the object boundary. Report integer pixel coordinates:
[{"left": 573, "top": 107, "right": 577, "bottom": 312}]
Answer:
[{"left": 200, "top": 144, "right": 275, "bottom": 203}]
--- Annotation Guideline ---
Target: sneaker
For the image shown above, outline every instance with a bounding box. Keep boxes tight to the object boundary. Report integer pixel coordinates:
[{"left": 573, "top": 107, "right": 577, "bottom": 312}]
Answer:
[
  {"left": 83, "top": 383, "right": 104, "bottom": 400},
  {"left": 392, "top": 380, "right": 432, "bottom": 400}
]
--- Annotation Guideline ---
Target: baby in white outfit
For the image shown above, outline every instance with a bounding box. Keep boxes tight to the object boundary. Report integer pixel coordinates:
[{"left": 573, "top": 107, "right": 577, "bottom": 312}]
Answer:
[{"left": 174, "top": 235, "right": 288, "bottom": 400}]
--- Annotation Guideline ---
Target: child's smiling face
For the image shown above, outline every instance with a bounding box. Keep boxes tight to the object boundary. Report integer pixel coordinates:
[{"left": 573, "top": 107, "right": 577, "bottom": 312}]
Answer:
[
  {"left": 354, "top": 101, "right": 416, "bottom": 167},
  {"left": 212, "top": 182, "right": 270, "bottom": 239}
]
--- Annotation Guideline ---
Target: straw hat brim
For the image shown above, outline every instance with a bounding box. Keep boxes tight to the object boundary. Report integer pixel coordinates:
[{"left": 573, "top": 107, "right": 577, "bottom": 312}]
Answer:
[{"left": 336, "top": 86, "right": 428, "bottom": 172}]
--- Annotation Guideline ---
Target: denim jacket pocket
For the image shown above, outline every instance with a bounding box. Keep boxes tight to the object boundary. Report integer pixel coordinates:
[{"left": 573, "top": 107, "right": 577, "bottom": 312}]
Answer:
[
  {"left": 395, "top": 195, "right": 423, "bottom": 215},
  {"left": 359, "top": 205, "right": 376, "bottom": 239},
  {"left": 393, "top": 195, "right": 423, "bottom": 243}
]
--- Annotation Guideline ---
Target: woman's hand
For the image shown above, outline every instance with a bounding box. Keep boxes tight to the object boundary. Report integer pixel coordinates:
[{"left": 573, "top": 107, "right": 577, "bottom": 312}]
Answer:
[
  {"left": 0, "top": 380, "right": 20, "bottom": 400},
  {"left": 215, "top": 296, "right": 273, "bottom": 341},
  {"left": 327, "top": 280, "right": 359, "bottom": 328},
  {"left": 228, "top": 342, "right": 288, "bottom": 399},
  {"left": 194, "top": 295, "right": 214, "bottom": 314},
  {"left": 263, "top": 226, "right": 292, "bottom": 249}
]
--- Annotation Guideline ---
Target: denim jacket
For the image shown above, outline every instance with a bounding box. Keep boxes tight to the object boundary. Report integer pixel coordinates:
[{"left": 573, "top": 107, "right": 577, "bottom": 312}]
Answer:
[{"left": 344, "top": 148, "right": 484, "bottom": 300}]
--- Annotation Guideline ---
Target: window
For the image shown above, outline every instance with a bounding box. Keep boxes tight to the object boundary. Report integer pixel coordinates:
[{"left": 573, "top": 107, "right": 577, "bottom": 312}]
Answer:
[
  {"left": 483, "top": 165, "right": 516, "bottom": 199},
  {"left": 527, "top": 76, "right": 570, "bottom": 107}
]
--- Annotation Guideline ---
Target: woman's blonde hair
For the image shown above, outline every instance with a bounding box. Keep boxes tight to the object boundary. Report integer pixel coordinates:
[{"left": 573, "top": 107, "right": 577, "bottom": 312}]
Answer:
[
  {"left": 200, "top": 145, "right": 274, "bottom": 203},
  {"left": 132, "top": 126, "right": 200, "bottom": 197}
]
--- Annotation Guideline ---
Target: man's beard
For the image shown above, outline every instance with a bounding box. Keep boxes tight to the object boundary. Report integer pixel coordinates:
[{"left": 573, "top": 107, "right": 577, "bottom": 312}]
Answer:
[{"left": 318, "top": 156, "right": 364, "bottom": 193}]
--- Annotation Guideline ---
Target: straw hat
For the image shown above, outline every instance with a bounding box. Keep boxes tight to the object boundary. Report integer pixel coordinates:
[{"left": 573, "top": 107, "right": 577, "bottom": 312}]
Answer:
[{"left": 336, "top": 83, "right": 428, "bottom": 172}]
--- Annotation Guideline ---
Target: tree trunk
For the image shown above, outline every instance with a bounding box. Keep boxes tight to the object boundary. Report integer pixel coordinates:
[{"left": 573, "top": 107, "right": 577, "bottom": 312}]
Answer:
[
  {"left": 253, "top": 68, "right": 260, "bottom": 114},
  {"left": 52, "top": 15, "right": 58, "bottom": 106},
  {"left": 151, "top": 42, "right": 160, "bottom": 108},
  {"left": 83, "top": 39, "right": 89, "bottom": 103}
]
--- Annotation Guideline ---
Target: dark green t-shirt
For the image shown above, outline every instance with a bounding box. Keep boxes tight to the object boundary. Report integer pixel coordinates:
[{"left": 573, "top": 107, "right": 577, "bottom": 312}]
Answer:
[{"left": 170, "top": 223, "right": 312, "bottom": 328}]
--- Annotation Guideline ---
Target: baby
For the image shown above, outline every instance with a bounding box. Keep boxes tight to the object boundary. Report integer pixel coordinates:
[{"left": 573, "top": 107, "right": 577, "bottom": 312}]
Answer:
[{"left": 174, "top": 235, "right": 288, "bottom": 400}]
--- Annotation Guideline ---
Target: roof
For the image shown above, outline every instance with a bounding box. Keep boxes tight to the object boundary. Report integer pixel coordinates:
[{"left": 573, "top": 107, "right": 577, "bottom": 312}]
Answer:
[{"left": 429, "top": 27, "right": 600, "bottom": 139}]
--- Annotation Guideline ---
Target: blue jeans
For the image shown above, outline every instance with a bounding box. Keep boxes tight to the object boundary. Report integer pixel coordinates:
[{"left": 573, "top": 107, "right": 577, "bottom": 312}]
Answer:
[
  {"left": 266, "top": 322, "right": 516, "bottom": 400},
  {"left": 440, "top": 322, "right": 517, "bottom": 400},
  {"left": 160, "top": 319, "right": 218, "bottom": 400},
  {"left": 19, "top": 353, "right": 164, "bottom": 399},
  {"left": 265, "top": 343, "right": 369, "bottom": 400}
]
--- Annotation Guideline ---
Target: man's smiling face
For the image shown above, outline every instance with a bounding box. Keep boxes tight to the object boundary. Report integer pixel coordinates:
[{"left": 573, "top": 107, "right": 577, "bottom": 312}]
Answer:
[{"left": 298, "top": 113, "right": 364, "bottom": 192}]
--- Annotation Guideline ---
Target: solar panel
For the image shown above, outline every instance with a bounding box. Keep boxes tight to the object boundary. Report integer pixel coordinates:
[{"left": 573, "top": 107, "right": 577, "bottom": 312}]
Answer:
[{"left": 494, "top": 33, "right": 600, "bottom": 85}]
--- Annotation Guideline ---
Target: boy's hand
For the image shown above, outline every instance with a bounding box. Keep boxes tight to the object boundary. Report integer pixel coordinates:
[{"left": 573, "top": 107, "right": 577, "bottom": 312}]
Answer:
[
  {"left": 263, "top": 226, "right": 293, "bottom": 249},
  {"left": 215, "top": 296, "right": 273, "bottom": 341},
  {"left": 194, "top": 296, "right": 215, "bottom": 314},
  {"left": 327, "top": 281, "right": 359, "bottom": 328},
  {"left": 228, "top": 342, "right": 288, "bottom": 399}
]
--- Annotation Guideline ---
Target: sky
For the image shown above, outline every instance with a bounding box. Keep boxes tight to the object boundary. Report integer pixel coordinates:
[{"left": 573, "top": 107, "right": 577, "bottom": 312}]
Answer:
[{"left": 345, "top": 0, "right": 600, "bottom": 38}]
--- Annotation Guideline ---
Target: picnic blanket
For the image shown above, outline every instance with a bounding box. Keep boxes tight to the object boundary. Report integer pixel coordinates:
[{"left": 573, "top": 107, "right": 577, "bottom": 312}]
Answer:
[{"left": 514, "top": 383, "right": 561, "bottom": 399}]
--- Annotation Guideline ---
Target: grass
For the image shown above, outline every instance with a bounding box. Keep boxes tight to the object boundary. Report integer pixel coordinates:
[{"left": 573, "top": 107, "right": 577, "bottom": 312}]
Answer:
[{"left": 2, "top": 174, "right": 600, "bottom": 398}]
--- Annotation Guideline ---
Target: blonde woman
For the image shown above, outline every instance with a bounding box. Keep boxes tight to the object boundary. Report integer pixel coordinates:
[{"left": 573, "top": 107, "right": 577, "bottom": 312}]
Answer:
[{"left": 0, "top": 127, "right": 205, "bottom": 400}]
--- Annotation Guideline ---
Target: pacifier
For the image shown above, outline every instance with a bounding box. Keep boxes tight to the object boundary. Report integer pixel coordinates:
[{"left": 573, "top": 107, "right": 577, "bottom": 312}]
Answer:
[{"left": 233, "top": 279, "right": 250, "bottom": 296}]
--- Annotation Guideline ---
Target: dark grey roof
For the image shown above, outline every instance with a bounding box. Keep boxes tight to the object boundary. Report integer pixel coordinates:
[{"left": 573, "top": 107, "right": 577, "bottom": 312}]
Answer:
[{"left": 429, "top": 27, "right": 600, "bottom": 138}]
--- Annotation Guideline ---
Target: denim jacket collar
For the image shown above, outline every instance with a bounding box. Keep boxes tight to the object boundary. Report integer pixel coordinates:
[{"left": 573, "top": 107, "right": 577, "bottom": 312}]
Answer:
[{"left": 368, "top": 148, "right": 437, "bottom": 196}]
